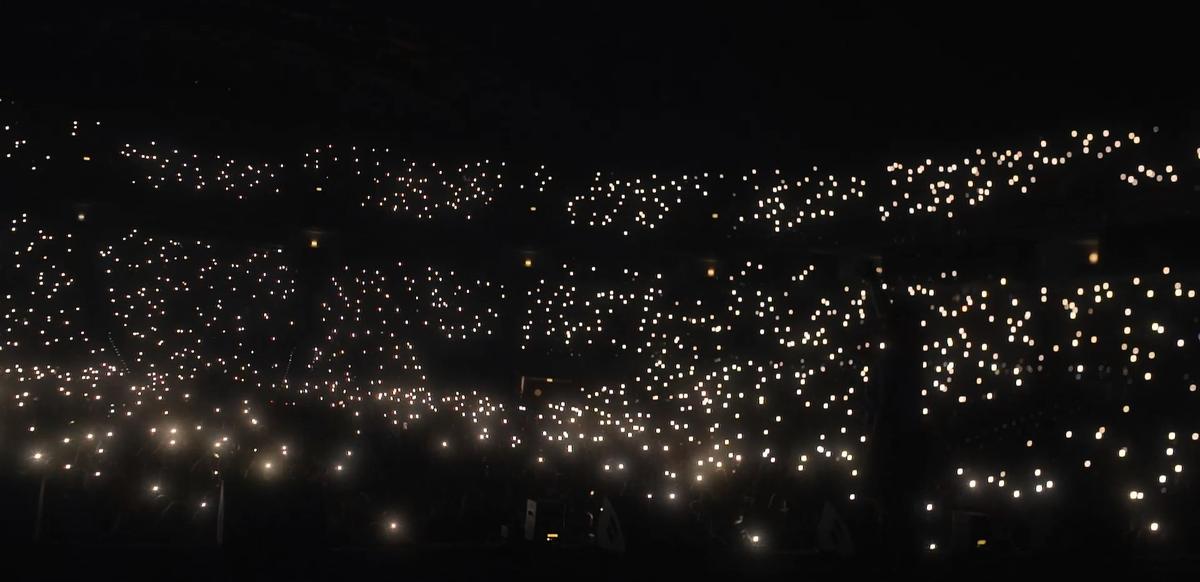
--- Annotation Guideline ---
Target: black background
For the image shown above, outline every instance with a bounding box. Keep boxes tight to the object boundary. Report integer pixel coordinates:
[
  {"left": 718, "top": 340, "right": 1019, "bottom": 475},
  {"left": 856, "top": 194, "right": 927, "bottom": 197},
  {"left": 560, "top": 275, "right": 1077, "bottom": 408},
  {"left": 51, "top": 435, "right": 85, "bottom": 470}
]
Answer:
[{"left": 4, "top": 1, "right": 1196, "bottom": 172}]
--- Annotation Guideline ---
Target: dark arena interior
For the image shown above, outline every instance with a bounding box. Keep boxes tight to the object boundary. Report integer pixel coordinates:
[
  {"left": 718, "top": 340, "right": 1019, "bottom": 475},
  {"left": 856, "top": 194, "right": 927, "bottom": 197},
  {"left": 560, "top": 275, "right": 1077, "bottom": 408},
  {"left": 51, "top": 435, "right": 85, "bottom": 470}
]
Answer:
[{"left": 2, "top": 2, "right": 1200, "bottom": 580}]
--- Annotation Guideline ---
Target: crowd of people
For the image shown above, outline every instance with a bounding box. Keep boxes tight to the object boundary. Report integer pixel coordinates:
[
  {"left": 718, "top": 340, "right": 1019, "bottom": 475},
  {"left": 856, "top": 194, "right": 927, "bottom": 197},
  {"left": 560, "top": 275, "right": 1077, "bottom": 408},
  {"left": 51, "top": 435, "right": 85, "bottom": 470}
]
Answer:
[{"left": 2, "top": 97, "right": 1199, "bottom": 559}]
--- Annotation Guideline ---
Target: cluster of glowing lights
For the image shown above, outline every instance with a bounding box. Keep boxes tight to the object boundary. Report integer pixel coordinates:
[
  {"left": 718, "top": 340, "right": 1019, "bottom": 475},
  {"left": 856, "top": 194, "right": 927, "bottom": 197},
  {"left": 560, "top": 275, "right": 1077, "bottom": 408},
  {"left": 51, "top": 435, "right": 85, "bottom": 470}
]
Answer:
[
  {"left": 565, "top": 168, "right": 868, "bottom": 236},
  {"left": 5, "top": 99, "right": 1200, "bottom": 548},
  {"left": 119, "top": 142, "right": 284, "bottom": 200},
  {"left": 879, "top": 129, "right": 1180, "bottom": 222},
  {"left": 911, "top": 265, "right": 1199, "bottom": 539},
  {"left": 304, "top": 145, "right": 506, "bottom": 219}
]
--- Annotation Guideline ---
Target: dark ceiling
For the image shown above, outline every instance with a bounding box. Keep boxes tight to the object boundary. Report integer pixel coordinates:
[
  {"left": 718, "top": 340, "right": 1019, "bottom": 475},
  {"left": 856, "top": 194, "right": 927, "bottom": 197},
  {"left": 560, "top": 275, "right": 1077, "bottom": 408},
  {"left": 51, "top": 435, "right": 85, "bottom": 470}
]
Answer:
[{"left": 4, "top": 2, "right": 1196, "bottom": 171}]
